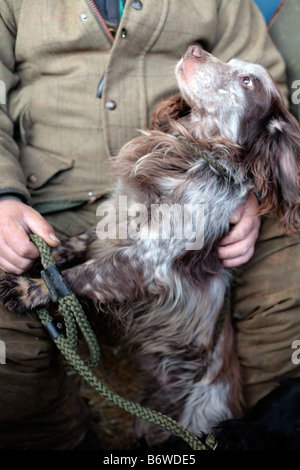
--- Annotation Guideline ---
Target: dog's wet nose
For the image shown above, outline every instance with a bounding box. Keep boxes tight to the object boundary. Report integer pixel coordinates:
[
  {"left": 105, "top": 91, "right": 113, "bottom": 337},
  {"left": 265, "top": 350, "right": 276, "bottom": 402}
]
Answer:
[
  {"left": 189, "top": 46, "right": 203, "bottom": 58},
  {"left": 185, "top": 45, "right": 206, "bottom": 62}
]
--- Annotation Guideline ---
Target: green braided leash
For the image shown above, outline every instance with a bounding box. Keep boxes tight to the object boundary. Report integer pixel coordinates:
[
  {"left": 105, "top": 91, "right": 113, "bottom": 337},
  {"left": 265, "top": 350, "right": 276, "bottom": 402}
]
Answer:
[{"left": 29, "top": 234, "right": 214, "bottom": 451}]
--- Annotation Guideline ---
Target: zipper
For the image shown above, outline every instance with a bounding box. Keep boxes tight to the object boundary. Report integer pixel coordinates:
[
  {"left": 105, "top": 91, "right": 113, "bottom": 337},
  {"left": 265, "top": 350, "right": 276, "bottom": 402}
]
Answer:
[{"left": 86, "top": 0, "right": 115, "bottom": 44}]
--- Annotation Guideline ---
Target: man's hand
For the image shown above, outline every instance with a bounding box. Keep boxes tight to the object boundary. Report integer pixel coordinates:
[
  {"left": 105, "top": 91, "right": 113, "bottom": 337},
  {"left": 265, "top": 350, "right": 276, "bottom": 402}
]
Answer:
[
  {"left": 218, "top": 193, "right": 261, "bottom": 268},
  {"left": 0, "top": 199, "right": 60, "bottom": 274}
]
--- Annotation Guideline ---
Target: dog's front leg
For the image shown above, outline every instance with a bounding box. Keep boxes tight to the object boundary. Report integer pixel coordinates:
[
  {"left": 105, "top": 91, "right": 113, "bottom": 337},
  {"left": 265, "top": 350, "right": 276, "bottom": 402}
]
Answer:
[
  {"left": 0, "top": 232, "right": 95, "bottom": 314},
  {"left": 0, "top": 255, "right": 144, "bottom": 315},
  {"left": 0, "top": 274, "right": 52, "bottom": 314},
  {"left": 51, "top": 226, "right": 97, "bottom": 269}
]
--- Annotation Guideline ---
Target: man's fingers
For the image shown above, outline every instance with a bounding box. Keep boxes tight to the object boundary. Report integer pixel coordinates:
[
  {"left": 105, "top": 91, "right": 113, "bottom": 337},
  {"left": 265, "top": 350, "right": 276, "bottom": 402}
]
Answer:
[
  {"left": 22, "top": 209, "right": 60, "bottom": 247},
  {"left": 0, "top": 199, "right": 60, "bottom": 274},
  {"left": 221, "top": 247, "right": 255, "bottom": 268},
  {"left": 0, "top": 251, "right": 34, "bottom": 275},
  {"left": 218, "top": 193, "right": 261, "bottom": 268},
  {"left": 5, "top": 224, "right": 40, "bottom": 260},
  {"left": 219, "top": 217, "right": 255, "bottom": 246},
  {"left": 218, "top": 237, "right": 254, "bottom": 262}
]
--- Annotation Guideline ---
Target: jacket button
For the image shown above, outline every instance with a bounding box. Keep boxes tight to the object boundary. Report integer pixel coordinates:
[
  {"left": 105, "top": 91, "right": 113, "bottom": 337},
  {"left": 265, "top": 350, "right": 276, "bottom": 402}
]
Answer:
[
  {"left": 80, "top": 13, "right": 88, "bottom": 21},
  {"left": 105, "top": 100, "right": 117, "bottom": 110},
  {"left": 121, "top": 28, "right": 127, "bottom": 38},
  {"left": 27, "top": 173, "right": 38, "bottom": 184},
  {"left": 132, "top": 1, "right": 143, "bottom": 10}
]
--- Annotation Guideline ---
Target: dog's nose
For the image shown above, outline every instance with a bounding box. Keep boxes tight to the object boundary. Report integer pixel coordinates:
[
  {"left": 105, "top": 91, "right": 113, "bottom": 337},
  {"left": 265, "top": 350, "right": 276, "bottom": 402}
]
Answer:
[
  {"left": 185, "top": 45, "right": 206, "bottom": 62},
  {"left": 189, "top": 46, "right": 203, "bottom": 58}
]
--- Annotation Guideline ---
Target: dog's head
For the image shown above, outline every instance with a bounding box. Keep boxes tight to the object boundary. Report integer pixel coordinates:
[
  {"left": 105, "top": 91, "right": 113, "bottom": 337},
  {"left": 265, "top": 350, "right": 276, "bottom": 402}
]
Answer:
[{"left": 153, "top": 46, "right": 300, "bottom": 232}]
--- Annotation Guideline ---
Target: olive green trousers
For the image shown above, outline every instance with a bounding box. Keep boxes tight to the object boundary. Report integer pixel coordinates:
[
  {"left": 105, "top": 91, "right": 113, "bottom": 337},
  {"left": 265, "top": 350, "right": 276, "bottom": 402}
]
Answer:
[{"left": 233, "top": 214, "right": 300, "bottom": 407}]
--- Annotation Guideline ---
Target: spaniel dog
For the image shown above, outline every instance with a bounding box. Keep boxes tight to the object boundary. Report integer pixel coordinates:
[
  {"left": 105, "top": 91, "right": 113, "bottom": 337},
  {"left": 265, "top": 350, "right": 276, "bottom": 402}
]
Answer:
[{"left": 1, "top": 46, "right": 300, "bottom": 445}]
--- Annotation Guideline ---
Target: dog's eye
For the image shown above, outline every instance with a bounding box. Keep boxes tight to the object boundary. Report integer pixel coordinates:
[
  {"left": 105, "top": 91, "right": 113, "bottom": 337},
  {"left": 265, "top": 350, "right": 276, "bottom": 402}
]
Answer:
[{"left": 240, "top": 76, "right": 254, "bottom": 87}]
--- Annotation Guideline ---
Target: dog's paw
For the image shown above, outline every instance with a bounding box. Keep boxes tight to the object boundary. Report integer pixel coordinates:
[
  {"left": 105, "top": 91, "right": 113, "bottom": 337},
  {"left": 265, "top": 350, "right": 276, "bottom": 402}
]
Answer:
[{"left": 0, "top": 273, "right": 50, "bottom": 314}]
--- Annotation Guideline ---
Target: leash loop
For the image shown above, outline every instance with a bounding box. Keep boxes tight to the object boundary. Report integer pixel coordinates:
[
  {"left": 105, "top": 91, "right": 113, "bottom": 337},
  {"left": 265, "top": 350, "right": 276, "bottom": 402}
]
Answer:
[{"left": 30, "top": 234, "right": 99, "bottom": 369}]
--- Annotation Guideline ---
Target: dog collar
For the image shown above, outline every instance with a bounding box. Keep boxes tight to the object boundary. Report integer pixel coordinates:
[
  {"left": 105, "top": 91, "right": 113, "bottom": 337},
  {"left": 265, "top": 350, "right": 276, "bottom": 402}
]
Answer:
[{"left": 177, "top": 136, "right": 234, "bottom": 182}]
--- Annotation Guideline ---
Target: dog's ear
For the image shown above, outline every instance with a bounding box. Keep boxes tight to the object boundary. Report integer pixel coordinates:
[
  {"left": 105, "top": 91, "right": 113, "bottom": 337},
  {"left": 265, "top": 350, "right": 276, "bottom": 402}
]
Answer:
[
  {"left": 151, "top": 95, "right": 190, "bottom": 133},
  {"left": 242, "top": 104, "right": 300, "bottom": 233}
]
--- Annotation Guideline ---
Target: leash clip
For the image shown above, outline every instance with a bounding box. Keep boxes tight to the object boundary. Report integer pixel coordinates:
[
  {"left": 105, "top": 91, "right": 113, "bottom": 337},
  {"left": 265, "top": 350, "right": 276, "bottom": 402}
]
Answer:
[{"left": 41, "top": 264, "right": 71, "bottom": 302}]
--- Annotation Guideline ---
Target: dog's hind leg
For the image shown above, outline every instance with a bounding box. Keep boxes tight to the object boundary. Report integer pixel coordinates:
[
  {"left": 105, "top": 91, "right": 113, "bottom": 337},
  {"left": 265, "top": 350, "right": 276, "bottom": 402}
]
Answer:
[
  {"left": 179, "top": 314, "right": 244, "bottom": 435},
  {"left": 133, "top": 351, "right": 198, "bottom": 446}
]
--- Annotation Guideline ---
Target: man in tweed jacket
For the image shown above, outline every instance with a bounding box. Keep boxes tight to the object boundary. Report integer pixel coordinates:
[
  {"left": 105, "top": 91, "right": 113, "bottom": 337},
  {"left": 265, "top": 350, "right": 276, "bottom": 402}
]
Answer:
[{"left": 0, "top": 0, "right": 298, "bottom": 449}]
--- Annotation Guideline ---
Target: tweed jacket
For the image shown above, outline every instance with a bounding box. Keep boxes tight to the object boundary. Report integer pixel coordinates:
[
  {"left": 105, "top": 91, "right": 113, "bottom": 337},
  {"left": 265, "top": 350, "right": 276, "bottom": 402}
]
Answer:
[{"left": 0, "top": 0, "right": 288, "bottom": 214}]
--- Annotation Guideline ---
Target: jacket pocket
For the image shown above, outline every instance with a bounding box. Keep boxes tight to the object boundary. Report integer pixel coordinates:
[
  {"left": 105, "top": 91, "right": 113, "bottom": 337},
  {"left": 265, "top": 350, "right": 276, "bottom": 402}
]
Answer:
[{"left": 20, "top": 145, "right": 74, "bottom": 191}]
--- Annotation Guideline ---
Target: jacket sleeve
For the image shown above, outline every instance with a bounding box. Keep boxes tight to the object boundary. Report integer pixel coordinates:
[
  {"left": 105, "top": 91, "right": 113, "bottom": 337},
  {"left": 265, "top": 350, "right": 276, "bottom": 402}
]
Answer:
[
  {"left": 0, "top": 1, "right": 31, "bottom": 204},
  {"left": 211, "top": 0, "right": 289, "bottom": 104}
]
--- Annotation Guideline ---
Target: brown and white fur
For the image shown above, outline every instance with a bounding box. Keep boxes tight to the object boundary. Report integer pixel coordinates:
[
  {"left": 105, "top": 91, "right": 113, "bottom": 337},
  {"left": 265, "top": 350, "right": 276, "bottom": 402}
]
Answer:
[{"left": 1, "top": 46, "right": 300, "bottom": 444}]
